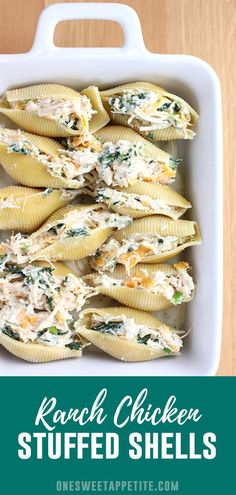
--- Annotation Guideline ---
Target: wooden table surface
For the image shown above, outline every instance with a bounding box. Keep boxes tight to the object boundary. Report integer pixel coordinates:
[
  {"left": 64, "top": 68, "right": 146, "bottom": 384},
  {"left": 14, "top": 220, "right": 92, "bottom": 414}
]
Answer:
[{"left": 0, "top": 0, "right": 235, "bottom": 375}]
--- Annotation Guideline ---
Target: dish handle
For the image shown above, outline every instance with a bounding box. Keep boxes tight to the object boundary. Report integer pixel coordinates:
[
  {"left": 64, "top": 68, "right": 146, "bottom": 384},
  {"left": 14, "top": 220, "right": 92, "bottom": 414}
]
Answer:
[{"left": 31, "top": 2, "right": 146, "bottom": 54}]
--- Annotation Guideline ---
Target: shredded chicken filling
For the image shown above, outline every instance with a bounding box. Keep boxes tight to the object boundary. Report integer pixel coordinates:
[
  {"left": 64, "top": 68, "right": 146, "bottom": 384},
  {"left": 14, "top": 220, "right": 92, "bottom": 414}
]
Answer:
[
  {"left": 92, "top": 262, "right": 194, "bottom": 304},
  {"left": 1, "top": 208, "right": 132, "bottom": 264},
  {"left": 108, "top": 90, "right": 192, "bottom": 136},
  {"left": 0, "top": 128, "right": 95, "bottom": 185},
  {"left": 92, "top": 234, "right": 193, "bottom": 272},
  {"left": 0, "top": 264, "right": 96, "bottom": 348},
  {"left": 84, "top": 313, "right": 182, "bottom": 353},
  {"left": 95, "top": 186, "right": 185, "bottom": 216},
  {"left": 9, "top": 95, "right": 95, "bottom": 132},
  {"left": 95, "top": 140, "right": 179, "bottom": 186}
]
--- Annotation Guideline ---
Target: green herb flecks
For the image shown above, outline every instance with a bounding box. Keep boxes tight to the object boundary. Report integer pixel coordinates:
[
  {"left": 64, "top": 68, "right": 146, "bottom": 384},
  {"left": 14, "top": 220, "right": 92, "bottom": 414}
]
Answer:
[
  {"left": 163, "top": 347, "right": 172, "bottom": 354},
  {"left": 48, "top": 326, "right": 59, "bottom": 335},
  {"left": 21, "top": 243, "right": 30, "bottom": 254},
  {"left": 172, "top": 291, "right": 184, "bottom": 305}
]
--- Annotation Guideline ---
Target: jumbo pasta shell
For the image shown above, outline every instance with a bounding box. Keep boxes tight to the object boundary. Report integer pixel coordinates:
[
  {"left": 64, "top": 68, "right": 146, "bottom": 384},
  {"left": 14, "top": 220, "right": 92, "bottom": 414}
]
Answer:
[
  {"left": 89, "top": 263, "right": 192, "bottom": 311},
  {"left": 113, "top": 216, "right": 201, "bottom": 262},
  {"left": 0, "top": 260, "right": 88, "bottom": 362},
  {"left": 97, "top": 182, "right": 191, "bottom": 219},
  {"left": 81, "top": 86, "right": 110, "bottom": 132},
  {"left": 0, "top": 332, "right": 83, "bottom": 363},
  {"left": 100, "top": 82, "right": 198, "bottom": 141},
  {"left": 78, "top": 307, "right": 180, "bottom": 361},
  {"left": 30, "top": 204, "right": 114, "bottom": 262},
  {"left": 0, "top": 186, "right": 74, "bottom": 232},
  {"left": 0, "top": 84, "right": 109, "bottom": 137},
  {"left": 0, "top": 130, "right": 87, "bottom": 189}
]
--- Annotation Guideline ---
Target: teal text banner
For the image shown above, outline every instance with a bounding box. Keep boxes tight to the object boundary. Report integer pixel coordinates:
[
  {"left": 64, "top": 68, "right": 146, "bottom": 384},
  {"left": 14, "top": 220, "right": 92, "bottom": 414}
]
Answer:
[{"left": 0, "top": 378, "right": 235, "bottom": 495}]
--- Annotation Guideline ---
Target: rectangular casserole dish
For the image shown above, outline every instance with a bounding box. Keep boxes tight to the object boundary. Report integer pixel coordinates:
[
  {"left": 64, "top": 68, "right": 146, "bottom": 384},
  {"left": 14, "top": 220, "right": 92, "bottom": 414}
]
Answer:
[{"left": 0, "top": 2, "right": 223, "bottom": 376}]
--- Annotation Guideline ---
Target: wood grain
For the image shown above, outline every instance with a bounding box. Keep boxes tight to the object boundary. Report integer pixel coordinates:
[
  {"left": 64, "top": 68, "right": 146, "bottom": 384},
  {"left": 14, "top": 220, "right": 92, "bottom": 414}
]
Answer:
[{"left": 0, "top": 0, "right": 234, "bottom": 375}]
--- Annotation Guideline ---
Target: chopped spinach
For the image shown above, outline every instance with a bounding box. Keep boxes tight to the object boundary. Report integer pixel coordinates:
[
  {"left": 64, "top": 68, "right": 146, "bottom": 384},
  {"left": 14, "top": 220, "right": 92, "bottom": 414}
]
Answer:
[
  {"left": 46, "top": 296, "right": 54, "bottom": 311},
  {"left": 39, "top": 267, "right": 53, "bottom": 275},
  {"left": 94, "top": 248, "right": 102, "bottom": 259},
  {"left": 169, "top": 157, "right": 182, "bottom": 170},
  {"left": 0, "top": 254, "right": 7, "bottom": 266},
  {"left": 147, "top": 132, "right": 156, "bottom": 140},
  {"left": 2, "top": 325, "right": 20, "bottom": 341},
  {"left": 9, "top": 143, "right": 31, "bottom": 154},
  {"left": 25, "top": 274, "right": 35, "bottom": 285},
  {"left": 173, "top": 102, "right": 181, "bottom": 113},
  {"left": 70, "top": 118, "right": 79, "bottom": 130},
  {"left": 66, "top": 341, "right": 82, "bottom": 350},
  {"left": 6, "top": 264, "right": 24, "bottom": 275},
  {"left": 92, "top": 321, "right": 124, "bottom": 335},
  {"left": 66, "top": 228, "right": 89, "bottom": 237},
  {"left": 137, "top": 334, "right": 151, "bottom": 345},
  {"left": 160, "top": 102, "right": 171, "bottom": 112}
]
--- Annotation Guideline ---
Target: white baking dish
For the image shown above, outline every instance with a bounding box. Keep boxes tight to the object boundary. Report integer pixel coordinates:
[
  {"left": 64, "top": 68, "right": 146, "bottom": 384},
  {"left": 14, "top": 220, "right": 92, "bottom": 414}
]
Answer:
[{"left": 0, "top": 2, "right": 223, "bottom": 376}]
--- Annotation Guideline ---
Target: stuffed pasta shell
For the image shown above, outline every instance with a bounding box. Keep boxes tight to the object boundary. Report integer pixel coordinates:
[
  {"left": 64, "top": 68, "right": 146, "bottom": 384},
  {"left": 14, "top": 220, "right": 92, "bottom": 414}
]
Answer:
[
  {"left": 64, "top": 125, "right": 181, "bottom": 187},
  {"left": 0, "top": 186, "right": 77, "bottom": 232},
  {"left": 86, "top": 261, "right": 195, "bottom": 311},
  {"left": 0, "top": 261, "right": 96, "bottom": 362},
  {"left": 100, "top": 82, "right": 198, "bottom": 141},
  {"left": 91, "top": 216, "right": 201, "bottom": 272},
  {"left": 93, "top": 182, "right": 191, "bottom": 219},
  {"left": 77, "top": 307, "right": 183, "bottom": 362},
  {"left": 2, "top": 204, "right": 132, "bottom": 263},
  {"left": 0, "top": 84, "right": 109, "bottom": 137},
  {"left": 0, "top": 128, "right": 98, "bottom": 189}
]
